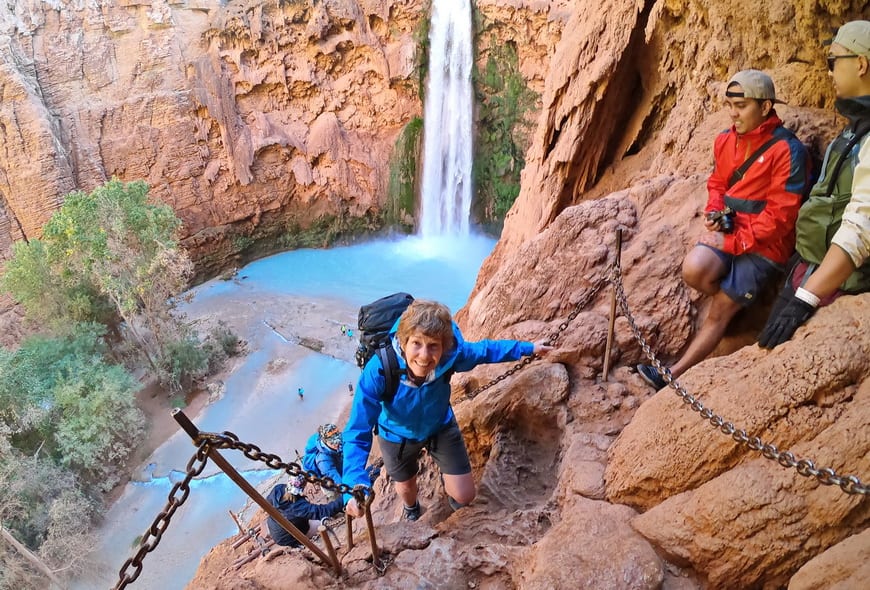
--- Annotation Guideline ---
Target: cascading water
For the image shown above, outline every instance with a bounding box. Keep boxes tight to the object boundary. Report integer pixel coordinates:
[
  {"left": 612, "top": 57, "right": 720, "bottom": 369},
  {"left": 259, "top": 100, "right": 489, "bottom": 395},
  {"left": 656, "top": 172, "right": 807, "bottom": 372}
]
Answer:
[{"left": 419, "top": 0, "right": 474, "bottom": 238}]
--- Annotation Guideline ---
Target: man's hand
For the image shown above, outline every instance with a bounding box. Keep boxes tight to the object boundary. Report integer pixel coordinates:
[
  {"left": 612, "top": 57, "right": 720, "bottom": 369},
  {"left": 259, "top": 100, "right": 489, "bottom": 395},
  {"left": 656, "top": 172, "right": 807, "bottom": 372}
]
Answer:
[
  {"left": 703, "top": 216, "right": 719, "bottom": 232},
  {"left": 758, "top": 295, "right": 817, "bottom": 349},
  {"left": 345, "top": 497, "right": 364, "bottom": 518}
]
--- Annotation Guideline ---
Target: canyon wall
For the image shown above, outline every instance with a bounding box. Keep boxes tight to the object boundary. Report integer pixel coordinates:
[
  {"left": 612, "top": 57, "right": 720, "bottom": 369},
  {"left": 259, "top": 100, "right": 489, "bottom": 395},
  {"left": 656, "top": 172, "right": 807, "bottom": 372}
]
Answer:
[
  {"left": 2, "top": 0, "right": 868, "bottom": 588},
  {"left": 0, "top": 0, "right": 427, "bottom": 275}
]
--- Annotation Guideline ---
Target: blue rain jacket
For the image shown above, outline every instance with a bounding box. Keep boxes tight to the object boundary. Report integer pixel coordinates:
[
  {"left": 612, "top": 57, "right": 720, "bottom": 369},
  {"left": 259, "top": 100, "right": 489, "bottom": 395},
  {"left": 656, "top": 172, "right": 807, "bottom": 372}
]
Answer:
[
  {"left": 265, "top": 483, "right": 344, "bottom": 547},
  {"left": 341, "top": 321, "right": 533, "bottom": 492}
]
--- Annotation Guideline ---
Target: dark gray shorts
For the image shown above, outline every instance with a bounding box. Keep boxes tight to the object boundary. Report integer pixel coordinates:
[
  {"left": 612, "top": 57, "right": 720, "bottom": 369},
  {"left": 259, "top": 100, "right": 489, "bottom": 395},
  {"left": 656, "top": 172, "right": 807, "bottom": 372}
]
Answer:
[
  {"left": 378, "top": 418, "right": 472, "bottom": 483},
  {"left": 697, "top": 244, "right": 782, "bottom": 307}
]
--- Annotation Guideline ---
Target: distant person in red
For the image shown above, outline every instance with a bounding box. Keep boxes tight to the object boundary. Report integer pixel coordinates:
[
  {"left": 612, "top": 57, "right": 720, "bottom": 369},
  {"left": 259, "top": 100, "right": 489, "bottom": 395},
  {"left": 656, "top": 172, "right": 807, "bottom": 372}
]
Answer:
[{"left": 638, "top": 70, "right": 811, "bottom": 389}]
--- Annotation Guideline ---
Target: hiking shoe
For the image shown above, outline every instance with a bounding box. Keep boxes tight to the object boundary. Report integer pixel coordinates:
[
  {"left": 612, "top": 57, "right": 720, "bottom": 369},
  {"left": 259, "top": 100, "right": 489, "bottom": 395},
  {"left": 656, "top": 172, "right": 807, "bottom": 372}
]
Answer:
[
  {"left": 402, "top": 502, "right": 421, "bottom": 521},
  {"left": 636, "top": 364, "right": 667, "bottom": 390},
  {"left": 447, "top": 496, "right": 466, "bottom": 512}
]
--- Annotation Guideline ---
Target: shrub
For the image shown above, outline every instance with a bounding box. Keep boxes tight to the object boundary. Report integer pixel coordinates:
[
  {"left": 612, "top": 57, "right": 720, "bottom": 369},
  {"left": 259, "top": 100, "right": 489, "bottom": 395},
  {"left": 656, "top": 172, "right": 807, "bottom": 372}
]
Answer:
[
  {"left": 386, "top": 117, "right": 424, "bottom": 229},
  {"left": 0, "top": 325, "right": 144, "bottom": 489},
  {"left": 0, "top": 450, "right": 98, "bottom": 588},
  {"left": 158, "top": 336, "right": 210, "bottom": 393},
  {"left": 473, "top": 37, "right": 539, "bottom": 223}
]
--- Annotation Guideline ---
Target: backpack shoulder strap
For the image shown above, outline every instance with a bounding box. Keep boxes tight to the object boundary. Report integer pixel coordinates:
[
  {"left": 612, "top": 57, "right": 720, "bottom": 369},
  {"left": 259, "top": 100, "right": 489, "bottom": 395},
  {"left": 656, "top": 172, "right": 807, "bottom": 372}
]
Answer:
[
  {"left": 823, "top": 120, "right": 870, "bottom": 199},
  {"left": 727, "top": 135, "right": 783, "bottom": 189},
  {"left": 375, "top": 344, "right": 402, "bottom": 404}
]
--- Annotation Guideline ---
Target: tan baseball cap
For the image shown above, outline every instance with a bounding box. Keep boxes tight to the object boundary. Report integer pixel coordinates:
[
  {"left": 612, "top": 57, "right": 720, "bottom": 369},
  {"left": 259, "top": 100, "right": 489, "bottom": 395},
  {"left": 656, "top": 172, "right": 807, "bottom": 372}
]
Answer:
[
  {"left": 726, "top": 69, "right": 785, "bottom": 104},
  {"left": 832, "top": 20, "right": 870, "bottom": 58}
]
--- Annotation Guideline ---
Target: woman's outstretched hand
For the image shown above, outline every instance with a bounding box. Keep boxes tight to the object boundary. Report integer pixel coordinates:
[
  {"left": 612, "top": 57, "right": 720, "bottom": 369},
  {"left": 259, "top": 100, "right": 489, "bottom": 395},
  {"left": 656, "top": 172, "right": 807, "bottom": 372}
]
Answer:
[{"left": 532, "top": 341, "right": 554, "bottom": 356}]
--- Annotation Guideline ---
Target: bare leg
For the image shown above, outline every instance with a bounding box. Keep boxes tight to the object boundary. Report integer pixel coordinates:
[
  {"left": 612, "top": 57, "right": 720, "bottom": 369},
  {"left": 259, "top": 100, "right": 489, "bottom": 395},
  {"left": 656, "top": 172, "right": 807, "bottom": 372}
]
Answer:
[
  {"left": 670, "top": 290, "right": 742, "bottom": 378},
  {"left": 442, "top": 473, "right": 476, "bottom": 505},
  {"left": 394, "top": 477, "right": 419, "bottom": 507},
  {"left": 682, "top": 245, "right": 728, "bottom": 295}
]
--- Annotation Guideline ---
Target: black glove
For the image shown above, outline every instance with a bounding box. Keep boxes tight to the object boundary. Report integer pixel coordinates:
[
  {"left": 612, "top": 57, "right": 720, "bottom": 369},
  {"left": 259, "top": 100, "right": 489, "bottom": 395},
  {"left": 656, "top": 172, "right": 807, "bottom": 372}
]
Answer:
[{"left": 758, "top": 295, "right": 816, "bottom": 349}]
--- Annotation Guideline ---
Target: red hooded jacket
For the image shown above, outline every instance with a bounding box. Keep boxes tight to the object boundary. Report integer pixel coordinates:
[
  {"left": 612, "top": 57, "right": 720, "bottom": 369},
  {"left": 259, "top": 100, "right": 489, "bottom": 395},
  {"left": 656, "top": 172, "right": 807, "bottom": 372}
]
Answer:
[{"left": 706, "top": 114, "right": 810, "bottom": 265}]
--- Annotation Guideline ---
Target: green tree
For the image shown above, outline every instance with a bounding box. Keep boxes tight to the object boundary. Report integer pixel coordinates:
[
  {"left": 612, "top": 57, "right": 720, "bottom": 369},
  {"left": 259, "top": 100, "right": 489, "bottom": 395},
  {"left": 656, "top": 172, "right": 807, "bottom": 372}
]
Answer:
[
  {"left": 40, "top": 179, "right": 192, "bottom": 369},
  {"left": 0, "top": 326, "right": 144, "bottom": 488},
  {"left": 2, "top": 179, "right": 204, "bottom": 386}
]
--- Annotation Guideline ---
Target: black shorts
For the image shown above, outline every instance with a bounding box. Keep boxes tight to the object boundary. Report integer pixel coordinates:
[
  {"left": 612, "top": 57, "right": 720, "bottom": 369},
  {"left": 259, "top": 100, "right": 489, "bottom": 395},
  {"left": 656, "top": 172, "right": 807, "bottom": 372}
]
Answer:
[{"left": 378, "top": 418, "right": 472, "bottom": 483}]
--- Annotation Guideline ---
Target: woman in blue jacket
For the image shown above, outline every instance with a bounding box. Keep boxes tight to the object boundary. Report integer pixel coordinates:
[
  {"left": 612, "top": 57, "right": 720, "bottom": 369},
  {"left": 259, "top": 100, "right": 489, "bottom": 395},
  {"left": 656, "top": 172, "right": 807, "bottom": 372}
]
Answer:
[{"left": 342, "top": 300, "right": 551, "bottom": 521}]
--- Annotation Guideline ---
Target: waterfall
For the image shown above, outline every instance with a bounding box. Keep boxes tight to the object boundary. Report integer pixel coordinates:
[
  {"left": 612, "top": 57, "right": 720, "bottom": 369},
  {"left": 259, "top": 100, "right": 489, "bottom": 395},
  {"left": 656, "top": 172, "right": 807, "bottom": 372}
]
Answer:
[{"left": 419, "top": 0, "right": 474, "bottom": 238}]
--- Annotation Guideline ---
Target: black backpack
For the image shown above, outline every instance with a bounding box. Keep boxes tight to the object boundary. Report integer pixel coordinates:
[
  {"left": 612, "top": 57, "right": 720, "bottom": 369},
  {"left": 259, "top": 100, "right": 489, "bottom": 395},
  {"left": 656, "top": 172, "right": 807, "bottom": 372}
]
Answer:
[{"left": 355, "top": 292, "right": 414, "bottom": 403}]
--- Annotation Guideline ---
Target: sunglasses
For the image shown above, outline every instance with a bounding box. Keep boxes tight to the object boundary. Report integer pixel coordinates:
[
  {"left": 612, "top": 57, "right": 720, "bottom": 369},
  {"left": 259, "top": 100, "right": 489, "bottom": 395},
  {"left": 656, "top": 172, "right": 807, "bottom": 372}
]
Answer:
[{"left": 826, "top": 54, "right": 860, "bottom": 71}]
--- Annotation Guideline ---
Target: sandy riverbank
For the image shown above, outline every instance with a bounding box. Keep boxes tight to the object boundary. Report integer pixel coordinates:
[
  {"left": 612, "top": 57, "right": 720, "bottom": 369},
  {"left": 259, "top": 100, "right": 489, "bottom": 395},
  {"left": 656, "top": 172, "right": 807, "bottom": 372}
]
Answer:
[{"left": 123, "top": 278, "right": 362, "bottom": 493}]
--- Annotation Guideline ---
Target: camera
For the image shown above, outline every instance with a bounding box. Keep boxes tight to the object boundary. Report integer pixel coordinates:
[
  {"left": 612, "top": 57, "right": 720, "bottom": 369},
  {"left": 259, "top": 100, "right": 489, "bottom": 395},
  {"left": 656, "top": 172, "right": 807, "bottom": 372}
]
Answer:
[{"left": 706, "top": 207, "right": 735, "bottom": 233}]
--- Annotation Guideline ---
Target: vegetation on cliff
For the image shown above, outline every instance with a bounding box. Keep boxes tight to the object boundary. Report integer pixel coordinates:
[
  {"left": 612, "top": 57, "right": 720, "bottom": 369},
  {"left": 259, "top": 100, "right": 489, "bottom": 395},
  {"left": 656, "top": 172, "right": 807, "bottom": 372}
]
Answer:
[
  {"left": 0, "top": 180, "right": 241, "bottom": 587},
  {"left": 386, "top": 117, "right": 424, "bottom": 230},
  {"left": 473, "top": 36, "right": 538, "bottom": 227}
]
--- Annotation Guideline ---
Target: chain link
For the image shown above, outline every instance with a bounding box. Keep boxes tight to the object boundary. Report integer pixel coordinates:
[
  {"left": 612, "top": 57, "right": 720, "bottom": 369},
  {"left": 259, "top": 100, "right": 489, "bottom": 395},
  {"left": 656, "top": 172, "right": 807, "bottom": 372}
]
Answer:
[
  {"left": 194, "top": 431, "right": 371, "bottom": 499},
  {"left": 610, "top": 262, "right": 869, "bottom": 496},
  {"left": 464, "top": 279, "right": 607, "bottom": 400},
  {"left": 115, "top": 440, "right": 211, "bottom": 589},
  {"left": 115, "top": 434, "right": 373, "bottom": 589}
]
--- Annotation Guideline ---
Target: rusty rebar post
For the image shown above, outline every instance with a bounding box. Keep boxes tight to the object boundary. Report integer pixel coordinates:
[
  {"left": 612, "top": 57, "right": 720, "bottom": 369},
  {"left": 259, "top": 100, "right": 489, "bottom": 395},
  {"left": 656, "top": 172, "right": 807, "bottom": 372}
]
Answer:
[
  {"left": 363, "top": 491, "right": 380, "bottom": 564},
  {"left": 172, "top": 409, "right": 340, "bottom": 575},
  {"left": 319, "top": 525, "right": 342, "bottom": 575},
  {"left": 602, "top": 228, "right": 623, "bottom": 380},
  {"left": 346, "top": 514, "right": 354, "bottom": 551}
]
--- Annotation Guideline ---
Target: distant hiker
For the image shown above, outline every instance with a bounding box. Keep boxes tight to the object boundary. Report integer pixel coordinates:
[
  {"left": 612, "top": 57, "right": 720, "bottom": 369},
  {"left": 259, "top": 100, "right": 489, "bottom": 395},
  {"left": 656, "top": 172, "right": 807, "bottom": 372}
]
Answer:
[
  {"left": 759, "top": 20, "right": 870, "bottom": 348},
  {"left": 342, "top": 299, "right": 552, "bottom": 522},
  {"left": 346, "top": 328, "right": 354, "bottom": 338},
  {"left": 637, "top": 69, "right": 811, "bottom": 389},
  {"left": 340, "top": 324, "right": 347, "bottom": 335},
  {"left": 265, "top": 474, "right": 344, "bottom": 547},
  {"left": 347, "top": 382, "right": 354, "bottom": 396},
  {"left": 297, "top": 387, "right": 304, "bottom": 400}
]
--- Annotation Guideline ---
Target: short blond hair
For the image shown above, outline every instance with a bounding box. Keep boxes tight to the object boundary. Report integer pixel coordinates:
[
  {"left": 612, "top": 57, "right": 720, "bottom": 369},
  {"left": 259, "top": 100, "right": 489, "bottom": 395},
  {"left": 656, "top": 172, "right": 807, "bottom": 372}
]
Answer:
[{"left": 396, "top": 300, "right": 455, "bottom": 351}]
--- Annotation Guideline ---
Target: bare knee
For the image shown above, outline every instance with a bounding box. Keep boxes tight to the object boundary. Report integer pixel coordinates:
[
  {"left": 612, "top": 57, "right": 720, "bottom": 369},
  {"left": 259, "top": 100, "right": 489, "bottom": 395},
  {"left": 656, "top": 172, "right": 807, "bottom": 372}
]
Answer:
[
  {"left": 443, "top": 473, "right": 476, "bottom": 505},
  {"left": 682, "top": 247, "right": 725, "bottom": 295},
  {"left": 452, "top": 487, "right": 476, "bottom": 505}
]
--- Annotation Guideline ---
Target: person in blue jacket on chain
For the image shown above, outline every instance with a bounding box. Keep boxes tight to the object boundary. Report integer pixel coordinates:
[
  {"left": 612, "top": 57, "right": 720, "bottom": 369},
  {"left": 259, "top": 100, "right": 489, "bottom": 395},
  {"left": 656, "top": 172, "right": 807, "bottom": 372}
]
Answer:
[{"left": 342, "top": 299, "right": 552, "bottom": 521}]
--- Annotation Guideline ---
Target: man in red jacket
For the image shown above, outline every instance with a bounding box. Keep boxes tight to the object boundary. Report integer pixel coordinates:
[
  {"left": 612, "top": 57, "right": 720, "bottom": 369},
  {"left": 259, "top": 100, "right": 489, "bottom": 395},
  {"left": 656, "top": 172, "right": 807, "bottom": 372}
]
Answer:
[{"left": 638, "top": 69, "right": 811, "bottom": 389}]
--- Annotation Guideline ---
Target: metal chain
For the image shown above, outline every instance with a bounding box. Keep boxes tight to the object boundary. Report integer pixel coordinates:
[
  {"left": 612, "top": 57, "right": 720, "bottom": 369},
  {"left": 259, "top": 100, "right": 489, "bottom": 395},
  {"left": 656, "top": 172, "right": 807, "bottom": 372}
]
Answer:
[
  {"left": 374, "top": 553, "right": 394, "bottom": 575},
  {"left": 115, "top": 434, "right": 373, "bottom": 589},
  {"left": 195, "top": 431, "right": 371, "bottom": 499},
  {"left": 464, "top": 279, "right": 607, "bottom": 400},
  {"left": 115, "top": 440, "right": 211, "bottom": 589},
  {"left": 610, "top": 262, "right": 869, "bottom": 496}
]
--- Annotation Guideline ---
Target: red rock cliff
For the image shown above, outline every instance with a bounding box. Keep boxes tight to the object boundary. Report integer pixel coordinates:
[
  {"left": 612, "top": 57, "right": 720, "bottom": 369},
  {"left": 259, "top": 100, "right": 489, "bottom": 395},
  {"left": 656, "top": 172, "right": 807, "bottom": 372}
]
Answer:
[{"left": 2, "top": 0, "right": 868, "bottom": 588}]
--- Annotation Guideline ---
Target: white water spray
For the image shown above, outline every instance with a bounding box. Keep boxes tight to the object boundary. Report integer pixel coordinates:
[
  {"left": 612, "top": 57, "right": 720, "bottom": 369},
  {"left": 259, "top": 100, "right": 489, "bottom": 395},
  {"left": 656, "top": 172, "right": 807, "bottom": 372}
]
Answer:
[{"left": 419, "top": 0, "right": 474, "bottom": 238}]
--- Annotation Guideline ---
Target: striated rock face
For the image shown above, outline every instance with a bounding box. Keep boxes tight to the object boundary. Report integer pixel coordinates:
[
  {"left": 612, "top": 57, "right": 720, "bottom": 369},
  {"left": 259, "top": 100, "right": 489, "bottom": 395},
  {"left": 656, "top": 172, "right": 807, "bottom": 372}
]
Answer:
[
  {"left": 0, "top": 0, "right": 426, "bottom": 276},
  {"left": 610, "top": 296, "right": 870, "bottom": 588},
  {"left": 788, "top": 528, "right": 870, "bottom": 590}
]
